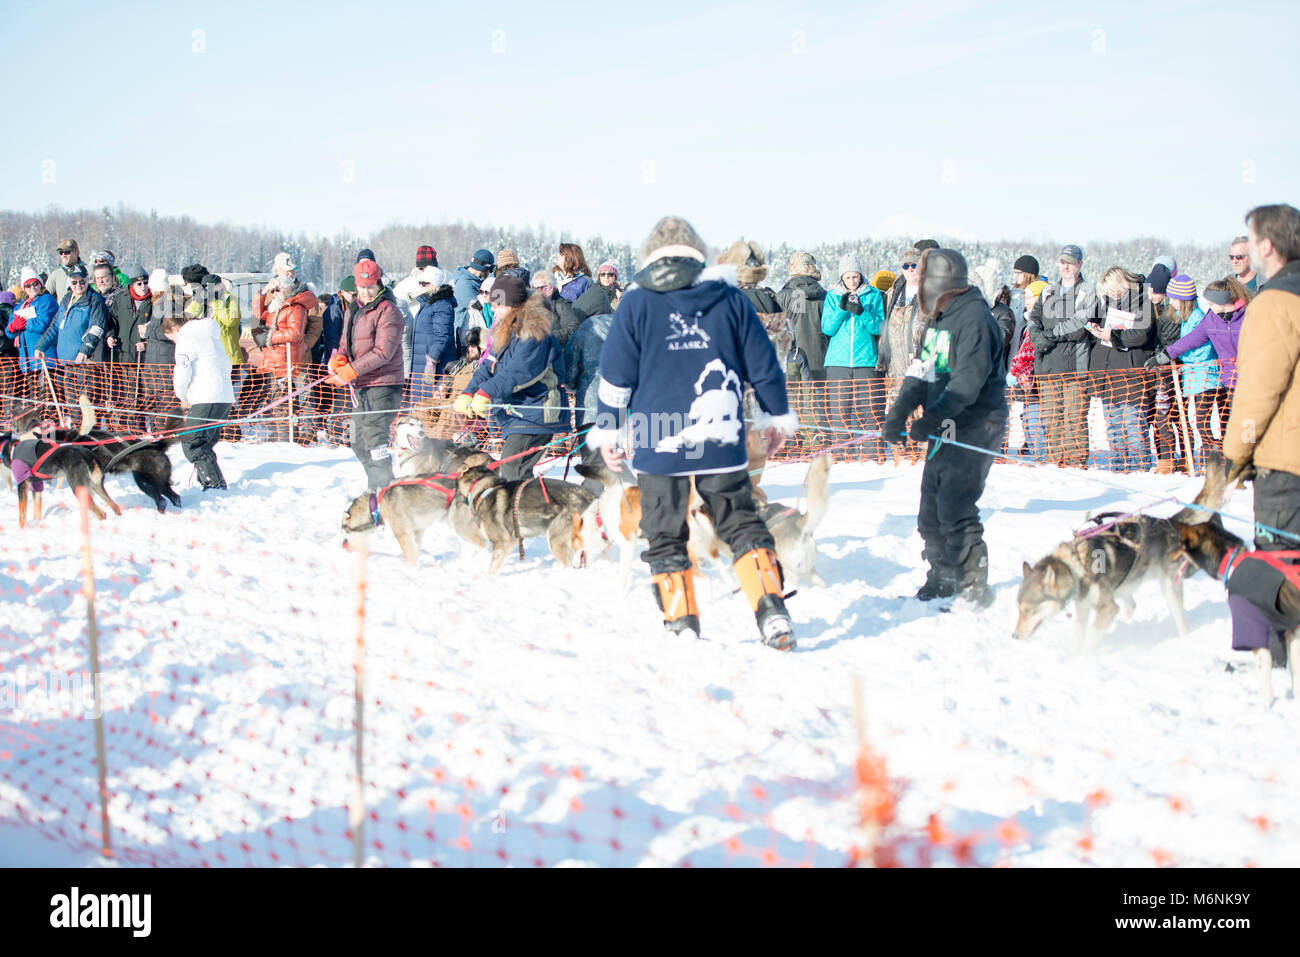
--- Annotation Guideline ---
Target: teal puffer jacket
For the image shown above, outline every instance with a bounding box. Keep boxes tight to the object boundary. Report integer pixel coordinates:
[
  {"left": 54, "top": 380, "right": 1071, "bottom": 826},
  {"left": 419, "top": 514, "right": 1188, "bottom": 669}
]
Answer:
[{"left": 821, "top": 284, "right": 886, "bottom": 368}]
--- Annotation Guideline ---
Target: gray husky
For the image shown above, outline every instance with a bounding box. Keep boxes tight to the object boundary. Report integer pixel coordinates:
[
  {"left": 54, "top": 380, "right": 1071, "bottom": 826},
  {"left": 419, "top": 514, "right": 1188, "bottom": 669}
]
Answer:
[{"left": 1014, "top": 513, "right": 1192, "bottom": 646}]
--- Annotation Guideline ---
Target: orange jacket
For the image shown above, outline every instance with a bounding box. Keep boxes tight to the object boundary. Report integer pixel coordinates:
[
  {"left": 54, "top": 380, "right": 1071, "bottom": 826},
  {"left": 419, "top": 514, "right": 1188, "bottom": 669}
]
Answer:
[{"left": 253, "top": 287, "right": 318, "bottom": 377}]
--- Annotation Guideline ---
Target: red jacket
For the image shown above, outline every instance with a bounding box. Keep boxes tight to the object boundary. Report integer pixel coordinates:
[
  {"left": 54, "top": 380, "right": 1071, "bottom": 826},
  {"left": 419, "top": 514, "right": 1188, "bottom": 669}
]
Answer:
[
  {"left": 340, "top": 288, "right": 404, "bottom": 387},
  {"left": 254, "top": 287, "right": 317, "bottom": 377}
]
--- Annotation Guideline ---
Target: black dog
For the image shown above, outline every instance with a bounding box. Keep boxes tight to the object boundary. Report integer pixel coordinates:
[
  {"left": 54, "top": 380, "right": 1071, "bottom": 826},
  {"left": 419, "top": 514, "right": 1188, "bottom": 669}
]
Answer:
[{"left": 0, "top": 430, "right": 122, "bottom": 526}]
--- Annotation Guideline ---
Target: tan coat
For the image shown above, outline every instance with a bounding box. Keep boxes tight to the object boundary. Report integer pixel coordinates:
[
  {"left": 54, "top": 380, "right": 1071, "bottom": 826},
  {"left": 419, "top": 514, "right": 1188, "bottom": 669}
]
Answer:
[{"left": 1223, "top": 264, "right": 1300, "bottom": 475}]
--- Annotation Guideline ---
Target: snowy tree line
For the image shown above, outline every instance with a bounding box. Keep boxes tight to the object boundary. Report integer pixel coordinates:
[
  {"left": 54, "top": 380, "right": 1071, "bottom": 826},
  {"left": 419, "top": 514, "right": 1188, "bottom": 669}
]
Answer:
[{"left": 1, "top": 204, "right": 1237, "bottom": 293}]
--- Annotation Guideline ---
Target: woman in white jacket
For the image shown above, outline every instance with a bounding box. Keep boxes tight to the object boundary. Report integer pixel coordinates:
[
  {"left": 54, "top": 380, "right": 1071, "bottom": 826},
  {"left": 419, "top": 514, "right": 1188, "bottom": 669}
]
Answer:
[{"left": 163, "top": 314, "right": 235, "bottom": 490}]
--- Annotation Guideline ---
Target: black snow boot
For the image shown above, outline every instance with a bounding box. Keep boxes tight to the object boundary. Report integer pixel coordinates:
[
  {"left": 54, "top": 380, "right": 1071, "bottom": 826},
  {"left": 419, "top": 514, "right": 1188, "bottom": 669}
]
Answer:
[
  {"left": 915, "top": 564, "right": 956, "bottom": 601},
  {"left": 196, "top": 458, "right": 227, "bottom": 490},
  {"left": 954, "top": 541, "right": 994, "bottom": 609},
  {"left": 754, "top": 594, "right": 795, "bottom": 651}
]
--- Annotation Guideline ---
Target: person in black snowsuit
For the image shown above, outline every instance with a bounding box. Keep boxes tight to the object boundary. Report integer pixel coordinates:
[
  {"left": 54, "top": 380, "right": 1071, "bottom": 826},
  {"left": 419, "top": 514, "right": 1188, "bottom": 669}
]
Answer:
[{"left": 882, "top": 249, "right": 1008, "bottom": 607}]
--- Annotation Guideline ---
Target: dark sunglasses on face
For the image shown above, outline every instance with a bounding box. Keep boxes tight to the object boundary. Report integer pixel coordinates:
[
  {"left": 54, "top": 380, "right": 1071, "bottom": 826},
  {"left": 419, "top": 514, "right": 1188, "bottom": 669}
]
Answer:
[
  {"left": 69, "top": 279, "right": 88, "bottom": 286},
  {"left": 1228, "top": 254, "right": 1248, "bottom": 261},
  {"left": 132, "top": 279, "right": 148, "bottom": 286},
  {"left": 902, "top": 263, "right": 917, "bottom": 271}
]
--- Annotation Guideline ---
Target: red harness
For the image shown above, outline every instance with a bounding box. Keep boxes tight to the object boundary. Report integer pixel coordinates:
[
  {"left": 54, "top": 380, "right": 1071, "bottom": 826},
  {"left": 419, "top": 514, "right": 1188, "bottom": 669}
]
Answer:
[
  {"left": 1218, "top": 547, "right": 1300, "bottom": 591},
  {"left": 370, "top": 475, "right": 458, "bottom": 526}
]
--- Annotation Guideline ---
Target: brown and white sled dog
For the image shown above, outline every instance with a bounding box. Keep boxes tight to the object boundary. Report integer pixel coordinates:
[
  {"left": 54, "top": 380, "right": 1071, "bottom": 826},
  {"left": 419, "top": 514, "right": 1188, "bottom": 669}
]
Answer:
[
  {"left": 1014, "top": 513, "right": 1192, "bottom": 648},
  {"left": 1169, "top": 454, "right": 1300, "bottom": 701},
  {"left": 686, "top": 453, "right": 832, "bottom": 588},
  {"left": 392, "top": 416, "right": 491, "bottom": 478},
  {"left": 341, "top": 478, "right": 484, "bottom": 566},
  {"left": 455, "top": 464, "right": 594, "bottom": 573},
  {"left": 571, "top": 462, "right": 645, "bottom": 586}
]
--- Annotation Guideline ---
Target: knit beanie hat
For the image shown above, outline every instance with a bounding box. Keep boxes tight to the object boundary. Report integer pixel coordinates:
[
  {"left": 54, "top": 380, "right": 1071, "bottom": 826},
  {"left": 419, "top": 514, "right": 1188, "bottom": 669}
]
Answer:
[
  {"left": 1152, "top": 255, "right": 1178, "bottom": 277},
  {"left": 1014, "top": 255, "right": 1040, "bottom": 276},
  {"left": 181, "top": 263, "right": 209, "bottom": 284},
  {"left": 0, "top": 290, "right": 16, "bottom": 306},
  {"left": 837, "top": 253, "right": 864, "bottom": 284},
  {"left": 1148, "top": 264, "right": 1172, "bottom": 295},
  {"left": 1167, "top": 274, "right": 1197, "bottom": 301},
  {"left": 488, "top": 274, "right": 528, "bottom": 307},
  {"left": 356, "top": 248, "right": 376, "bottom": 264},
  {"left": 353, "top": 258, "right": 381, "bottom": 288},
  {"left": 1026, "top": 279, "right": 1049, "bottom": 301},
  {"left": 788, "top": 251, "right": 820, "bottom": 280},
  {"left": 149, "top": 268, "right": 169, "bottom": 294},
  {"left": 640, "top": 215, "right": 707, "bottom": 265},
  {"left": 871, "top": 269, "right": 896, "bottom": 292},
  {"left": 123, "top": 264, "right": 147, "bottom": 282},
  {"left": 597, "top": 260, "right": 619, "bottom": 278},
  {"left": 495, "top": 248, "right": 520, "bottom": 270},
  {"left": 415, "top": 245, "right": 437, "bottom": 268},
  {"left": 20, "top": 266, "right": 41, "bottom": 287}
]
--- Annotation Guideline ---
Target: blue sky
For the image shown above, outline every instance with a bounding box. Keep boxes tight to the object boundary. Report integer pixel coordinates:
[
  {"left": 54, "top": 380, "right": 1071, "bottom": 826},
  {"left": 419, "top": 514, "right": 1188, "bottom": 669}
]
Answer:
[{"left": 3, "top": 0, "right": 1295, "bottom": 248}]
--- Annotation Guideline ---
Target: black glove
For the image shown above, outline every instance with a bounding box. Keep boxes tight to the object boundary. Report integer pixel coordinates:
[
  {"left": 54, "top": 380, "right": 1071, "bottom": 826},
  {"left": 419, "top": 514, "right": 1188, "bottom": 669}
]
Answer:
[
  {"left": 1143, "top": 348, "right": 1170, "bottom": 369},
  {"left": 251, "top": 326, "right": 270, "bottom": 348},
  {"left": 881, "top": 406, "right": 910, "bottom": 445},
  {"left": 841, "top": 293, "right": 865, "bottom": 316},
  {"left": 909, "top": 413, "right": 940, "bottom": 443}
]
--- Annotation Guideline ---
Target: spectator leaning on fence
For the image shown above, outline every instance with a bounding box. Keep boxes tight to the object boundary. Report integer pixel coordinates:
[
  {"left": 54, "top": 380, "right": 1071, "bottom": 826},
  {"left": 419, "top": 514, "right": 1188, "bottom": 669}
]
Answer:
[
  {"left": 45, "top": 238, "right": 82, "bottom": 305},
  {"left": 1027, "top": 244, "right": 1097, "bottom": 469},
  {"left": 1158, "top": 274, "right": 1221, "bottom": 466},
  {"left": 1220, "top": 203, "right": 1300, "bottom": 657}
]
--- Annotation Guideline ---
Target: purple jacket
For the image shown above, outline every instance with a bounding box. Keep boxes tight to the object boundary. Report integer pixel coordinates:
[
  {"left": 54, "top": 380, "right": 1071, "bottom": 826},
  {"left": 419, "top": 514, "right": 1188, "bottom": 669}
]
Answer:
[{"left": 1166, "top": 304, "right": 1245, "bottom": 389}]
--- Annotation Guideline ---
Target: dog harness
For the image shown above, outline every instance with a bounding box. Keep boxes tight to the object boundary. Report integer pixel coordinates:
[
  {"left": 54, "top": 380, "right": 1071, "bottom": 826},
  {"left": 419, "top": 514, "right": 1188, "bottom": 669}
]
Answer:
[
  {"left": 510, "top": 476, "right": 552, "bottom": 559},
  {"left": 1218, "top": 547, "right": 1300, "bottom": 590},
  {"left": 366, "top": 475, "right": 459, "bottom": 529}
]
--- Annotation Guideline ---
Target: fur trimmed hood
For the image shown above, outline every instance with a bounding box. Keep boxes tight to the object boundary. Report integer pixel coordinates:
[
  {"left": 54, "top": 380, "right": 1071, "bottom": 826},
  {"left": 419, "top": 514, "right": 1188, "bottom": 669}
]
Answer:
[
  {"left": 717, "top": 239, "right": 768, "bottom": 285},
  {"left": 491, "top": 293, "right": 554, "bottom": 354},
  {"left": 640, "top": 215, "right": 708, "bottom": 266}
]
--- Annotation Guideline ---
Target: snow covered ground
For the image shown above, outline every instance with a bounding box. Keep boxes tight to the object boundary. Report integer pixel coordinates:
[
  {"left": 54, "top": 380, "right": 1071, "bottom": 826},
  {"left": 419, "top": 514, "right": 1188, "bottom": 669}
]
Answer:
[{"left": 1, "top": 440, "right": 1296, "bottom": 867}]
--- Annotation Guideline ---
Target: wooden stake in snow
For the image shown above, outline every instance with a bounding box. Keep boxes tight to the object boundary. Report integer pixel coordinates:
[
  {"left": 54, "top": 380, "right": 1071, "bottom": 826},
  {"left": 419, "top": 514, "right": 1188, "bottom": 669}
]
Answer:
[
  {"left": 77, "top": 486, "right": 111, "bottom": 860},
  {"left": 852, "top": 675, "right": 876, "bottom": 868},
  {"left": 1170, "top": 368, "right": 1197, "bottom": 477},
  {"left": 42, "top": 359, "right": 68, "bottom": 428},
  {"left": 286, "top": 343, "right": 295, "bottom": 445},
  {"left": 351, "top": 538, "right": 368, "bottom": 868}
]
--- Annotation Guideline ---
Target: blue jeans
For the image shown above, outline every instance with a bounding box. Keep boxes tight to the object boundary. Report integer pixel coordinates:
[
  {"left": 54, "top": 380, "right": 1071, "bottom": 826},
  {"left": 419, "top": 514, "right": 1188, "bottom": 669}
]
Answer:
[
  {"left": 1104, "top": 401, "right": 1151, "bottom": 472},
  {"left": 1022, "top": 401, "right": 1048, "bottom": 463}
]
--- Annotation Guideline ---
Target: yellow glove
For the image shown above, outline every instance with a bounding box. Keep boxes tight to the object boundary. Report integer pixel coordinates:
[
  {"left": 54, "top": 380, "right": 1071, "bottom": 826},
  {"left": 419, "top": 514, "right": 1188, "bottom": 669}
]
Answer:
[
  {"left": 453, "top": 393, "right": 474, "bottom": 416},
  {"left": 470, "top": 391, "right": 492, "bottom": 417}
]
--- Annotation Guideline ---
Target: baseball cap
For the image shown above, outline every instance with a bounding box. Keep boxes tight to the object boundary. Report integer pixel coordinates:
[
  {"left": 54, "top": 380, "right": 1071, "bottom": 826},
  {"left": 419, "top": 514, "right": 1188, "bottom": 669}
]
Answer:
[
  {"left": 354, "top": 259, "right": 381, "bottom": 288},
  {"left": 1058, "top": 244, "right": 1083, "bottom": 265},
  {"left": 273, "top": 252, "right": 296, "bottom": 272},
  {"left": 57, "top": 239, "right": 77, "bottom": 254}
]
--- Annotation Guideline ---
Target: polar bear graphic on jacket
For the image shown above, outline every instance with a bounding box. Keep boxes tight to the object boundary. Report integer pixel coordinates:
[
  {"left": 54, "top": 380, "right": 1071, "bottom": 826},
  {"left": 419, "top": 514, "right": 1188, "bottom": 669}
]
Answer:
[{"left": 655, "top": 358, "right": 743, "bottom": 453}]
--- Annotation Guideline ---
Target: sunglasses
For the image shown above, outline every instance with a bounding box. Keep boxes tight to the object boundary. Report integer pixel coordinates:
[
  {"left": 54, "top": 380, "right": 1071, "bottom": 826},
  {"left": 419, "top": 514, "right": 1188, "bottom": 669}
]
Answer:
[
  {"left": 1228, "top": 254, "right": 1248, "bottom": 261},
  {"left": 132, "top": 279, "right": 148, "bottom": 286},
  {"left": 23, "top": 281, "right": 41, "bottom": 289},
  {"left": 902, "top": 263, "right": 917, "bottom": 271},
  {"left": 58, "top": 249, "right": 74, "bottom": 255},
  {"left": 69, "top": 279, "right": 88, "bottom": 286},
  {"left": 598, "top": 272, "right": 615, "bottom": 277}
]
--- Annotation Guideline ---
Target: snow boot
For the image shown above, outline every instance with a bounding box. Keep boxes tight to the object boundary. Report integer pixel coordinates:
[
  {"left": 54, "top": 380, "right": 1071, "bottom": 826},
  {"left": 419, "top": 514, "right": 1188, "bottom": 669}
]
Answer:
[
  {"left": 954, "top": 541, "right": 994, "bottom": 609},
  {"left": 652, "top": 569, "right": 700, "bottom": 639},
  {"left": 734, "top": 548, "right": 795, "bottom": 650},
  {"left": 195, "top": 458, "right": 227, "bottom": 490},
  {"left": 915, "top": 564, "right": 956, "bottom": 602}
]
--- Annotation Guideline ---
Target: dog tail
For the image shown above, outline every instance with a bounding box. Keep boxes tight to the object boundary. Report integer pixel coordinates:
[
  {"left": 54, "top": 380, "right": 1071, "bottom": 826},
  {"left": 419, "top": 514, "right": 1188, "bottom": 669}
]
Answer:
[
  {"left": 77, "top": 395, "right": 96, "bottom": 436},
  {"left": 1170, "top": 453, "right": 1231, "bottom": 525},
  {"left": 803, "top": 454, "right": 832, "bottom": 533},
  {"left": 575, "top": 462, "right": 628, "bottom": 489}
]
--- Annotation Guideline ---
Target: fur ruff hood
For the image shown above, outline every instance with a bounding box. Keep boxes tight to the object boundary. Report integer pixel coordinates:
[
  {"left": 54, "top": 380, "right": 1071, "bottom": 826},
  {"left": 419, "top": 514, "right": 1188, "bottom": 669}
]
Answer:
[
  {"left": 717, "top": 240, "right": 768, "bottom": 286},
  {"left": 491, "top": 293, "right": 554, "bottom": 354}
]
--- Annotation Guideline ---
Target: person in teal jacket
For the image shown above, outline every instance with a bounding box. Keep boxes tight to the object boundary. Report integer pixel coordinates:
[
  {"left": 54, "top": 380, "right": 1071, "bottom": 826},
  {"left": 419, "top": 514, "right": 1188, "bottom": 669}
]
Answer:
[
  {"left": 1166, "top": 275, "right": 1223, "bottom": 467},
  {"left": 821, "top": 253, "right": 886, "bottom": 456}
]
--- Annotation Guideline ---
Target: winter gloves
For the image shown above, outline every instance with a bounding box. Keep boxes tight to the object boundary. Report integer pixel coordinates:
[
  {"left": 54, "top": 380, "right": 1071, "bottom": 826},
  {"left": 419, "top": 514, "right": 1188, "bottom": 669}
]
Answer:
[
  {"left": 840, "top": 292, "right": 865, "bottom": 316},
  {"left": 327, "top": 354, "right": 358, "bottom": 385},
  {"left": 453, "top": 391, "right": 492, "bottom": 418},
  {"left": 1144, "top": 348, "right": 1172, "bottom": 368},
  {"left": 881, "top": 406, "right": 910, "bottom": 445},
  {"left": 909, "top": 413, "right": 941, "bottom": 443}
]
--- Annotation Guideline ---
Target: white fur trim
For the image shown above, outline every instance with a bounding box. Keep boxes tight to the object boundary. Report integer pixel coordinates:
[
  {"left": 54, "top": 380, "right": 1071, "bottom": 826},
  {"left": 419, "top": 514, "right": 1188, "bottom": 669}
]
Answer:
[
  {"left": 597, "top": 377, "right": 632, "bottom": 408},
  {"left": 750, "top": 410, "right": 799, "bottom": 435},
  {"left": 696, "top": 263, "right": 739, "bottom": 287},
  {"left": 643, "top": 244, "right": 707, "bottom": 265},
  {"left": 585, "top": 426, "right": 625, "bottom": 451}
]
